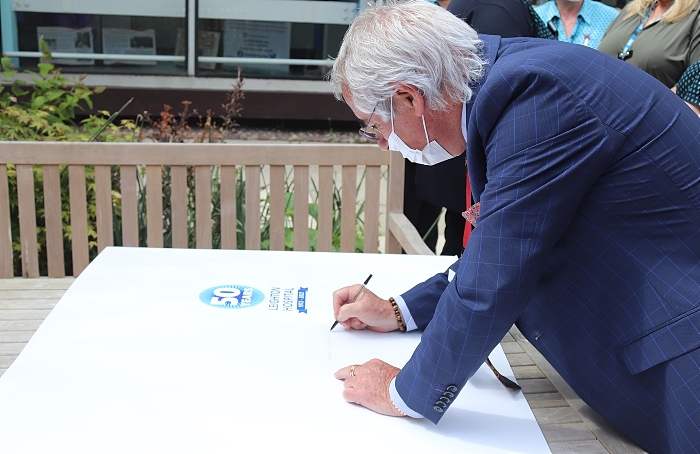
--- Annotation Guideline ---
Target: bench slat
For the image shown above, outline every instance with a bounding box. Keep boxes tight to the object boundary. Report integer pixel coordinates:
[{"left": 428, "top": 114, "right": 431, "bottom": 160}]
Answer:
[
  {"left": 363, "top": 165, "right": 381, "bottom": 254},
  {"left": 94, "top": 165, "right": 114, "bottom": 254},
  {"left": 120, "top": 165, "right": 139, "bottom": 247},
  {"left": 42, "top": 165, "right": 65, "bottom": 277},
  {"left": 269, "top": 165, "right": 285, "bottom": 251},
  {"left": 195, "top": 166, "right": 212, "bottom": 249},
  {"left": 0, "top": 166, "right": 14, "bottom": 278},
  {"left": 170, "top": 166, "right": 188, "bottom": 249},
  {"left": 244, "top": 166, "right": 261, "bottom": 250},
  {"left": 220, "top": 165, "right": 237, "bottom": 250},
  {"left": 68, "top": 165, "right": 89, "bottom": 276},
  {"left": 341, "top": 166, "right": 357, "bottom": 253},
  {"left": 386, "top": 153, "right": 405, "bottom": 254},
  {"left": 293, "top": 165, "right": 309, "bottom": 251},
  {"left": 317, "top": 165, "right": 333, "bottom": 252},
  {"left": 146, "top": 165, "right": 163, "bottom": 248},
  {"left": 16, "top": 165, "right": 39, "bottom": 278}
]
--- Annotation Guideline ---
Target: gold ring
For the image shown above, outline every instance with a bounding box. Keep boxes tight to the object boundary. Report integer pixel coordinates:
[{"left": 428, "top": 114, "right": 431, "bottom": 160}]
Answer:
[{"left": 349, "top": 364, "right": 360, "bottom": 377}]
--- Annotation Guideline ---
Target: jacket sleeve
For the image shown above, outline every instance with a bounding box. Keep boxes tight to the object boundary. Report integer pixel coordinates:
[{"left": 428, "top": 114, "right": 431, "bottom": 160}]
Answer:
[
  {"left": 399, "top": 259, "right": 460, "bottom": 330},
  {"left": 395, "top": 61, "right": 615, "bottom": 423}
]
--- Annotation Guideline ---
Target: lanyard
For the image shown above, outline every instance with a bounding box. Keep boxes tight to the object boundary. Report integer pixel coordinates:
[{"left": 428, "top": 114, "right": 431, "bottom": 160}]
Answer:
[{"left": 619, "top": 3, "right": 659, "bottom": 61}]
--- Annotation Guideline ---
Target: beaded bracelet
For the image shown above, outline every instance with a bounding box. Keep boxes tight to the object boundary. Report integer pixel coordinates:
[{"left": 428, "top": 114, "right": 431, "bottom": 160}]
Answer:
[{"left": 388, "top": 297, "right": 407, "bottom": 332}]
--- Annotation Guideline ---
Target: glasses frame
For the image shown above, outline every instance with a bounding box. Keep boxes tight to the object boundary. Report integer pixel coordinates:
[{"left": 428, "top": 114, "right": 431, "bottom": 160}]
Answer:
[{"left": 358, "top": 104, "right": 381, "bottom": 141}]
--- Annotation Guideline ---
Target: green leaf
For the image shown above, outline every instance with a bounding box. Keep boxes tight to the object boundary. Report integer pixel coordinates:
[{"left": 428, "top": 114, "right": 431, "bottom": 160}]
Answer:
[
  {"left": 32, "top": 96, "right": 47, "bottom": 109},
  {"left": 37, "top": 63, "right": 53, "bottom": 77},
  {"left": 45, "top": 89, "right": 65, "bottom": 101},
  {"left": 11, "top": 86, "right": 28, "bottom": 97},
  {"left": 93, "top": 86, "right": 106, "bottom": 94},
  {"left": 1, "top": 55, "right": 11, "bottom": 71},
  {"left": 284, "top": 227, "right": 294, "bottom": 250},
  {"left": 284, "top": 192, "right": 295, "bottom": 217}
]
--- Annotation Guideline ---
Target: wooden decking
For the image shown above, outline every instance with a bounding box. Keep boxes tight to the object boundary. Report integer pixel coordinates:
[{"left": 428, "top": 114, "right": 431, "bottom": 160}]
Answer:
[{"left": 1, "top": 278, "right": 647, "bottom": 454}]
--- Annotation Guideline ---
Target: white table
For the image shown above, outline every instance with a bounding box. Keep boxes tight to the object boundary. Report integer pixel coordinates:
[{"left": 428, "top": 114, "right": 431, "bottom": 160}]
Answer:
[{"left": 0, "top": 248, "right": 550, "bottom": 453}]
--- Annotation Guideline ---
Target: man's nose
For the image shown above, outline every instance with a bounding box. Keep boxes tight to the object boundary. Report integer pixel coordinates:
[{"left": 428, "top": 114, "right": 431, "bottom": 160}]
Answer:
[{"left": 377, "top": 137, "right": 389, "bottom": 151}]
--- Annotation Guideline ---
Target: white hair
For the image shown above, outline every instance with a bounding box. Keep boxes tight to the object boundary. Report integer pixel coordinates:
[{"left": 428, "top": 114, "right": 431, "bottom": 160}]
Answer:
[{"left": 329, "top": 0, "right": 485, "bottom": 120}]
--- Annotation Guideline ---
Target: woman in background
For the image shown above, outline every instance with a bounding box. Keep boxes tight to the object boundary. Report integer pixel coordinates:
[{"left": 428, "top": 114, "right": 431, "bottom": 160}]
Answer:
[
  {"left": 676, "top": 59, "right": 700, "bottom": 115},
  {"left": 598, "top": 0, "right": 700, "bottom": 88}
]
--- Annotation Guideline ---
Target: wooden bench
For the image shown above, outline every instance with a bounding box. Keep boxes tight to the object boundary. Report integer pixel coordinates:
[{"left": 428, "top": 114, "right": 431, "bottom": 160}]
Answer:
[{"left": 0, "top": 141, "right": 432, "bottom": 278}]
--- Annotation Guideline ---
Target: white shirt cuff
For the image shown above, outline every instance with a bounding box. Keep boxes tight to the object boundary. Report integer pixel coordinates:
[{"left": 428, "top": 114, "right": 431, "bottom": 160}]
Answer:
[
  {"left": 392, "top": 295, "right": 417, "bottom": 332},
  {"left": 389, "top": 377, "right": 423, "bottom": 418}
]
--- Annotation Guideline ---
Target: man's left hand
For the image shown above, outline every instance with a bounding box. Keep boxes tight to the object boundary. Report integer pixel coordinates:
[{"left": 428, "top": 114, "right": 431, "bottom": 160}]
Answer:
[{"left": 335, "top": 359, "right": 405, "bottom": 417}]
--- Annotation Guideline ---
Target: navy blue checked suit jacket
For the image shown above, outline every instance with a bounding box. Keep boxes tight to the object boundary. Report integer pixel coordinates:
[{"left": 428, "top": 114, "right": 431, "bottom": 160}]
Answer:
[{"left": 396, "top": 35, "right": 700, "bottom": 454}]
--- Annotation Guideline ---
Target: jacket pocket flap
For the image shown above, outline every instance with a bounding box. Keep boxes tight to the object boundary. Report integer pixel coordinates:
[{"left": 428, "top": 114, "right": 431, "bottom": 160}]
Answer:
[{"left": 620, "top": 306, "right": 700, "bottom": 375}]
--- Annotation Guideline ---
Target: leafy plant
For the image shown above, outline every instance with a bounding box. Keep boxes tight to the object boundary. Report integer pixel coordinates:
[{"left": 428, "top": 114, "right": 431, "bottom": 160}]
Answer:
[{"left": 2, "top": 40, "right": 134, "bottom": 275}]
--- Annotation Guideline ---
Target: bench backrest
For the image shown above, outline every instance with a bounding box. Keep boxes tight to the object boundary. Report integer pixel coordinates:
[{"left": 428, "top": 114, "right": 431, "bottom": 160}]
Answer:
[{"left": 1, "top": 141, "right": 431, "bottom": 278}]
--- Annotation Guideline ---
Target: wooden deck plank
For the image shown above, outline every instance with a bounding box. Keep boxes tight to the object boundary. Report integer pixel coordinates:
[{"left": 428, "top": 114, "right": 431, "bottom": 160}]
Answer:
[
  {"left": 511, "top": 365, "right": 546, "bottom": 380},
  {"left": 0, "top": 300, "right": 60, "bottom": 310},
  {"left": 0, "top": 290, "right": 65, "bottom": 300},
  {"left": 0, "top": 332, "right": 34, "bottom": 343},
  {"left": 524, "top": 392, "right": 570, "bottom": 409},
  {"left": 0, "top": 343, "right": 26, "bottom": 355},
  {"left": 0, "top": 278, "right": 75, "bottom": 290},
  {"left": 533, "top": 407, "right": 583, "bottom": 425},
  {"left": 549, "top": 440, "right": 609, "bottom": 454},
  {"left": 0, "top": 356, "right": 17, "bottom": 368},
  {"left": 506, "top": 352, "right": 535, "bottom": 366},
  {"left": 0, "top": 320, "right": 43, "bottom": 331},
  {"left": 540, "top": 423, "right": 598, "bottom": 443},
  {"left": 0, "top": 310, "right": 53, "bottom": 320},
  {"left": 501, "top": 341, "right": 524, "bottom": 354},
  {"left": 518, "top": 378, "right": 558, "bottom": 394}
]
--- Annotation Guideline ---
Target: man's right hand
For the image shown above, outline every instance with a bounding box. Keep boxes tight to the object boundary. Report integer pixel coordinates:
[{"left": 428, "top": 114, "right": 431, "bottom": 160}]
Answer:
[{"left": 332, "top": 285, "right": 398, "bottom": 332}]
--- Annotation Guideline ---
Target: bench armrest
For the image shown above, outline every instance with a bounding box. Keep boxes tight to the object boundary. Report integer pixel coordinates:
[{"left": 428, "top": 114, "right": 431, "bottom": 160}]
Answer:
[{"left": 388, "top": 212, "right": 435, "bottom": 256}]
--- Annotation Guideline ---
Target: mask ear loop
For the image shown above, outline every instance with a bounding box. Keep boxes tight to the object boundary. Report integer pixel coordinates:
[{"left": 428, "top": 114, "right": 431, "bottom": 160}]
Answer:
[
  {"left": 390, "top": 98, "right": 396, "bottom": 133},
  {"left": 421, "top": 116, "right": 430, "bottom": 146}
]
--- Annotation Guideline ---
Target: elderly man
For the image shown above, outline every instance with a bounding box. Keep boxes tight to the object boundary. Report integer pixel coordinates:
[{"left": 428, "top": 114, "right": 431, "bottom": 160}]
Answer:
[{"left": 330, "top": 1, "right": 700, "bottom": 453}]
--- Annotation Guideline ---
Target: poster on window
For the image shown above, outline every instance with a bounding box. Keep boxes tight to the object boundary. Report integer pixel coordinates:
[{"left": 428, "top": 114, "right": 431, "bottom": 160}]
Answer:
[
  {"left": 174, "top": 29, "right": 221, "bottom": 70},
  {"left": 223, "top": 20, "right": 291, "bottom": 74},
  {"left": 36, "top": 27, "right": 94, "bottom": 66},
  {"left": 102, "top": 28, "right": 157, "bottom": 65}
]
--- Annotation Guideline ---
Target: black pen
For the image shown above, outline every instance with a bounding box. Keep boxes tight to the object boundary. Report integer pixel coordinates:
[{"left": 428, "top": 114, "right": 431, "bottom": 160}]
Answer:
[{"left": 330, "top": 274, "right": 372, "bottom": 330}]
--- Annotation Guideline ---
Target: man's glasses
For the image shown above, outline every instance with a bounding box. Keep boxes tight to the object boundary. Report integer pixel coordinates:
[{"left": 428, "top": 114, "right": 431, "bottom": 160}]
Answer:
[{"left": 359, "top": 104, "right": 380, "bottom": 141}]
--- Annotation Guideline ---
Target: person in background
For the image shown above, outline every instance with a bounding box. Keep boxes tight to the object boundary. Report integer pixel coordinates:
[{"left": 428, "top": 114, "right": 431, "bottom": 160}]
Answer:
[
  {"left": 676, "top": 59, "right": 700, "bottom": 115},
  {"left": 405, "top": 0, "right": 550, "bottom": 256},
  {"left": 598, "top": 0, "right": 700, "bottom": 88},
  {"left": 535, "top": 0, "right": 619, "bottom": 48},
  {"left": 330, "top": 2, "right": 700, "bottom": 453},
  {"left": 448, "top": 0, "right": 539, "bottom": 37}
]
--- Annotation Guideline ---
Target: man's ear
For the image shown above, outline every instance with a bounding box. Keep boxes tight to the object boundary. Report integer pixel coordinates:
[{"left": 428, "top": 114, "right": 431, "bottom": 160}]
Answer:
[{"left": 393, "top": 84, "right": 426, "bottom": 117}]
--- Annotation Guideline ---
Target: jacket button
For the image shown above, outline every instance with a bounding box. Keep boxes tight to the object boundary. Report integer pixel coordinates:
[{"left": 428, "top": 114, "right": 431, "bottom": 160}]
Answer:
[
  {"left": 433, "top": 405, "right": 444, "bottom": 413},
  {"left": 444, "top": 391, "right": 454, "bottom": 399},
  {"left": 439, "top": 396, "right": 450, "bottom": 404},
  {"left": 435, "top": 401, "right": 447, "bottom": 408},
  {"left": 446, "top": 385, "right": 457, "bottom": 393}
]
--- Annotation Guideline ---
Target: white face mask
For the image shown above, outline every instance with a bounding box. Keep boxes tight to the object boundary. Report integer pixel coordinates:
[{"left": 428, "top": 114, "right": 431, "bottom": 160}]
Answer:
[{"left": 387, "top": 99, "right": 454, "bottom": 166}]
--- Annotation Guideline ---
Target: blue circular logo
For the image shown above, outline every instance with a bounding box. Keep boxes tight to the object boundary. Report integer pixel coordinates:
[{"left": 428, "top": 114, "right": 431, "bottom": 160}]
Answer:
[{"left": 199, "top": 285, "right": 265, "bottom": 309}]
